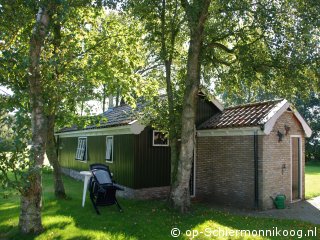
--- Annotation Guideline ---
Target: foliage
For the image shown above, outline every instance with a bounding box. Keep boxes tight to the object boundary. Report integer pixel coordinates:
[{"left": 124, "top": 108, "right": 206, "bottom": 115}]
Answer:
[
  {"left": 127, "top": 0, "right": 187, "bottom": 134},
  {"left": 0, "top": 1, "right": 157, "bottom": 179},
  {"left": 0, "top": 111, "right": 31, "bottom": 193},
  {"left": 0, "top": 92, "right": 31, "bottom": 192},
  {"left": 201, "top": 0, "right": 319, "bottom": 105},
  {"left": 0, "top": 172, "right": 319, "bottom": 239},
  {"left": 295, "top": 94, "right": 320, "bottom": 162}
]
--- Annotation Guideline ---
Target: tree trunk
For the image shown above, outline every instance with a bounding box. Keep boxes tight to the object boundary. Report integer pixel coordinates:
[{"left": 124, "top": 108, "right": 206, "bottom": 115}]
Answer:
[
  {"left": 102, "top": 84, "right": 106, "bottom": 112},
  {"left": 47, "top": 9, "right": 66, "bottom": 199},
  {"left": 19, "top": 6, "right": 50, "bottom": 233},
  {"left": 46, "top": 115, "right": 66, "bottom": 199},
  {"left": 169, "top": 0, "right": 211, "bottom": 213},
  {"left": 116, "top": 87, "right": 120, "bottom": 107},
  {"left": 165, "top": 60, "right": 179, "bottom": 186},
  {"left": 109, "top": 95, "right": 114, "bottom": 108},
  {"left": 159, "top": 0, "right": 180, "bottom": 189}
]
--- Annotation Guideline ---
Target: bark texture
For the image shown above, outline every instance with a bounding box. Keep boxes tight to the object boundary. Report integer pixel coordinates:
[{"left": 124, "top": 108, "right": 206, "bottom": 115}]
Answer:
[
  {"left": 169, "top": 0, "right": 211, "bottom": 213},
  {"left": 46, "top": 10, "right": 66, "bottom": 199},
  {"left": 46, "top": 115, "right": 66, "bottom": 199},
  {"left": 160, "top": 0, "right": 180, "bottom": 187},
  {"left": 18, "top": 6, "right": 50, "bottom": 233}
]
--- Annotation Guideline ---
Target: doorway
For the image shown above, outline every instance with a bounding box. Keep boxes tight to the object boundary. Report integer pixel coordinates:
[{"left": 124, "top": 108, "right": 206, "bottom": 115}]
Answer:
[{"left": 291, "top": 136, "right": 302, "bottom": 201}]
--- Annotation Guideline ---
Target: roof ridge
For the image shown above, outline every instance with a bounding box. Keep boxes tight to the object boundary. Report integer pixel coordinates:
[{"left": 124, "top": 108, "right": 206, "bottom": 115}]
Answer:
[{"left": 226, "top": 99, "right": 284, "bottom": 110}]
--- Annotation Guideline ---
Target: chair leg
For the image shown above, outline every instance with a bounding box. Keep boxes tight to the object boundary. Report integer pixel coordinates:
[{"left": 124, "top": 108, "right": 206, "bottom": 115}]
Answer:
[
  {"left": 90, "top": 194, "right": 100, "bottom": 215},
  {"left": 93, "top": 203, "right": 101, "bottom": 215},
  {"left": 115, "top": 199, "right": 123, "bottom": 212}
]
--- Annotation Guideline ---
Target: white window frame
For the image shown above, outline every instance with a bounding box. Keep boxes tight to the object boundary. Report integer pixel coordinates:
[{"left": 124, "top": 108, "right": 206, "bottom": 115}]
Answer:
[
  {"left": 75, "top": 137, "right": 87, "bottom": 162},
  {"left": 106, "top": 136, "right": 114, "bottom": 163},
  {"left": 290, "top": 135, "right": 303, "bottom": 202},
  {"left": 152, "top": 130, "right": 169, "bottom": 147}
]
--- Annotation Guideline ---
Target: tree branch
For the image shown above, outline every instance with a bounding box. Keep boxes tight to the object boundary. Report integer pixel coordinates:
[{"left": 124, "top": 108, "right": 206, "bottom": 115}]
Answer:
[
  {"left": 60, "top": 33, "right": 130, "bottom": 70},
  {"left": 206, "top": 42, "right": 234, "bottom": 53},
  {"left": 207, "top": 54, "right": 236, "bottom": 66},
  {"left": 135, "top": 63, "right": 163, "bottom": 75}
]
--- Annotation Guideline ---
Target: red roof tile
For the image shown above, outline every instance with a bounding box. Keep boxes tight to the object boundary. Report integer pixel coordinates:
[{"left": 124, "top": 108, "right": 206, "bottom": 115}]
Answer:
[{"left": 198, "top": 99, "right": 284, "bottom": 129}]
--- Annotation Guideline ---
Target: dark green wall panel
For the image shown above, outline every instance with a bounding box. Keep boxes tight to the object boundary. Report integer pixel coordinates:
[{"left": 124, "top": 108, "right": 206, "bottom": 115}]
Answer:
[
  {"left": 134, "top": 127, "right": 171, "bottom": 188},
  {"left": 58, "top": 134, "right": 135, "bottom": 188},
  {"left": 196, "top": 96, "right": 221, "bottom": 126},
  {"left": 58, "top": 128, "right": 171, "bottom": 189}
]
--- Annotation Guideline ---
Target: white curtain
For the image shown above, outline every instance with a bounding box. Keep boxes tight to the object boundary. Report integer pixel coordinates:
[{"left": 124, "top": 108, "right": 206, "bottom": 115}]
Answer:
[{"left": 106, "top": 137, "right": 113, "bottom": 160}]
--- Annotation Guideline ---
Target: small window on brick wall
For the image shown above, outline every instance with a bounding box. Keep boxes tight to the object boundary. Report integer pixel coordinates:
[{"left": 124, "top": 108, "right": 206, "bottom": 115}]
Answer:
[{"left": 75, "top": 137, "right": 87, "bottom": 162}]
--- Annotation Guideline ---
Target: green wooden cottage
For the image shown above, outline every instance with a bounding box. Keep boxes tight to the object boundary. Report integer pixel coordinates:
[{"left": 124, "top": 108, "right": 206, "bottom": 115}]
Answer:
[
  {"left": 55, "top": 94, "right": 222, "bottom": 199},
  {"left": 56, "top": 94, "right": 312, "bottom": 209}
]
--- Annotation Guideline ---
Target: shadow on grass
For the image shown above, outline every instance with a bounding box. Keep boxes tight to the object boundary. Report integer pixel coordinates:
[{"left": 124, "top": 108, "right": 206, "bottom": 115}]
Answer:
[{"left": 1, "top": 173, "right": 319, "bottom": 240}]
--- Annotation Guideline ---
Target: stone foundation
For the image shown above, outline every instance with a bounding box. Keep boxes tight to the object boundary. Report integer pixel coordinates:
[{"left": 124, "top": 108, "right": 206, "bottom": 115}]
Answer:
[
  {"left": 61, "top": 167, "right": 170, "bottom": 200},
  {"left": 61, "top": 167, "right": 84, "bottom": 181}
]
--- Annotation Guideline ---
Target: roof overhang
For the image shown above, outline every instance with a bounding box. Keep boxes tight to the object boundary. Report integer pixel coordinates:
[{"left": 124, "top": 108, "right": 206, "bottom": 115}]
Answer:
[
  {"left": 198, "top": 88, "right": 224, "bottom": 111},
  {"left": 55, "top": 121, "right": 145, "bottom": 138},
  {"left": 261, "top": 100, "right": 312, "bottom": 137},
  {"left": 197, "top": 99, "right": 312, "bottom": 138},
  {"left": 210, "top": 97, "right": 224, "bottom": 112}
]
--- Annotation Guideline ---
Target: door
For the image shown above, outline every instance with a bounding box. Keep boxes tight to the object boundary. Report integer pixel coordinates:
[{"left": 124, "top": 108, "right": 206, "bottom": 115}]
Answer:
[
  {"left": 291, "top": 137, "right": 301, "bottom": 201},
  {"left": 189, "top": 160, "right": 195, "bottom": 196}
]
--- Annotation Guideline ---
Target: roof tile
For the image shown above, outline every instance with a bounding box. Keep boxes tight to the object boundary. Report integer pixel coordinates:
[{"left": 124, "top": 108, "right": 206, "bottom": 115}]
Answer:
[{"left": 198, "top": 99, "right": 283, "bottom": 130}]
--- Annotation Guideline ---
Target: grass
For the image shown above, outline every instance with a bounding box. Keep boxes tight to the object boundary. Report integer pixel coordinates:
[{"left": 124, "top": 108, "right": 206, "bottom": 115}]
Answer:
[
  {"left": 305, "top": 161, "right": 320, "bottom": 199},
  {"left": 0, "top": 168, "right": 319, "bottom": 240}
]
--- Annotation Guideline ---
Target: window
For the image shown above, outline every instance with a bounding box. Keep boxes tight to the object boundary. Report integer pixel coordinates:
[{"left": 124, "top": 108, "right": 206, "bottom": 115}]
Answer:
[
  {"left": 75, "top": 137, "right": 87, "bottom": 161},
  {"left": 152, "top": 130, "right": 169, "bottom": 146},
  {"left": 106, "top": 136, "right": 114, "bottom": 162}
]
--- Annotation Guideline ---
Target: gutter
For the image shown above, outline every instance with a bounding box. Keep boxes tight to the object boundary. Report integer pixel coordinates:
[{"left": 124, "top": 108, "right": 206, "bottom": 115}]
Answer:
[{"left": 55, "top": 121, "right": 146, "bottom": 138}]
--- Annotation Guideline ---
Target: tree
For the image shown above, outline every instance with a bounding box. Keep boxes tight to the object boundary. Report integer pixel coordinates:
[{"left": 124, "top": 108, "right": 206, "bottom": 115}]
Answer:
[
  {"left": 168, "top": 0, "right": 211, "bottom": 212},
  {"left": 128, "top": 0, "right": 187, "bottom": 196},
  {"left": 201, "top": 0, "right": 319, "bottom": 105},
  {"left": 295, "top": 94, "right": 320, "bottom": 162},
  {"left": 18, "top": 3, "right": 51, "bottom": 233},
  {"left": 1, "top": 1, "right": 156, "bottom": 232}
]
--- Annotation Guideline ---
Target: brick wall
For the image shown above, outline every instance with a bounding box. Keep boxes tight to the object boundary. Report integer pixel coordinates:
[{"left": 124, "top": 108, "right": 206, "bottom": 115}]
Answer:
[
  {"left": 196, "top": 112, "right": 305, "bottom": 210},
  {"left": 260, "top": 111, "right": 305, "bottom": 209},
  {"left": 196, "top": 135, "right": 257, "bottom": 208}
]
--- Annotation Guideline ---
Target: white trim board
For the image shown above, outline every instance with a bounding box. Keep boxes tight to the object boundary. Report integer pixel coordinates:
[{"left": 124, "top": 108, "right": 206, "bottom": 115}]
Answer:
[
  {"left": 191, "top": 125, "right": 196, "bottom": 197},
  {"left": 55, "top": 121, "right": 145, "bottom": 138},
  {"left": 105, "top": 135, "right": 114, "bottom": 163},
  {"left": 290, "top": 135, "right": 303, "bottom": 202},
  {"left": 261, "top": 100, "right": 312, "bottom": 137},
  {"left": 197, "top": 127, "right": 264, "bottom": 137}
]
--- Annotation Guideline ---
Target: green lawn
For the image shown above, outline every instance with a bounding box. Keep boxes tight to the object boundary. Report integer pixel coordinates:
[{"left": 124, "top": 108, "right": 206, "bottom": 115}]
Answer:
[
  {"left": 0, "top": 170, "right": 319, "bottom": 240},
  {"left": 305, "top": 161, "right": 320, "bottom": 199}
]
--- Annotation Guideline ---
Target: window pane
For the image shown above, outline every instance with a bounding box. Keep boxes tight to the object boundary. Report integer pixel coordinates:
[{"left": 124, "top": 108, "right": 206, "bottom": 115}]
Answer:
[
  {"left": 76, "top": 138, "right": 87, "bottom": 161},
  {"left": 106, "top": 137, "right": 113, "bottom": 161}
]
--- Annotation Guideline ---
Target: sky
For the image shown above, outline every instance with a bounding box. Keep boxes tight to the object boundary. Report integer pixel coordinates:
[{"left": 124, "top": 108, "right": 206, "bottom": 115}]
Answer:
[{"left": 0, "top": 86, "right": 13, "bottom": 96}]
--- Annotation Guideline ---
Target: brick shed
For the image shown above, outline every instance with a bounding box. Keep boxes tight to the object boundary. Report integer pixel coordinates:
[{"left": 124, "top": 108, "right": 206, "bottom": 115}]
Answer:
[{"left": 195, "top": 99, "right": 312, "bottom": 210}]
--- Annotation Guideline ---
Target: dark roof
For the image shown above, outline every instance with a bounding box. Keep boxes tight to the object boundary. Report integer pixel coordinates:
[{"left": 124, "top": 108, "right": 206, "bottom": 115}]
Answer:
[
  {"left": 58, "top": 104, "right": 142, "bottom": 133},
  {"left": 86, "top": 104, "right": 141, "bottom": 129},
  {"left": 198, "top": 99, "right": 283, "bottom": 130}
]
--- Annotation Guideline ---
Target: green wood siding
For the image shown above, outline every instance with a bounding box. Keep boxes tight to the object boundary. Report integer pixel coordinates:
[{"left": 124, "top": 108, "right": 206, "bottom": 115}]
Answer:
[
  {"left": 58, "top": 128, "right": 171, "bottom": 189},
  {"left": 58, "top": 134, "right": 135, "bottom": 188},
  {"left": 196, "top": 96, "right": 220, "bottom": 126},
  {"left": 134, "top": 127, "right": 171, "bottom": 188}
]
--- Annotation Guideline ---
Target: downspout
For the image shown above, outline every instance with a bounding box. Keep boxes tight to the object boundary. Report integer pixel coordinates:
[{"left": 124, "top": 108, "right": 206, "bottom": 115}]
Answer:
[{"left": 254, "top": 130, "right": 259, "bottom": 209}]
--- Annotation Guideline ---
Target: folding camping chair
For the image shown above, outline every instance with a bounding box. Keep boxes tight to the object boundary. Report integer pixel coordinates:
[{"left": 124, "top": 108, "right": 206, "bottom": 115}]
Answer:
[{"left": 89, "top": 164, "right": 123, "bottom": 214}]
